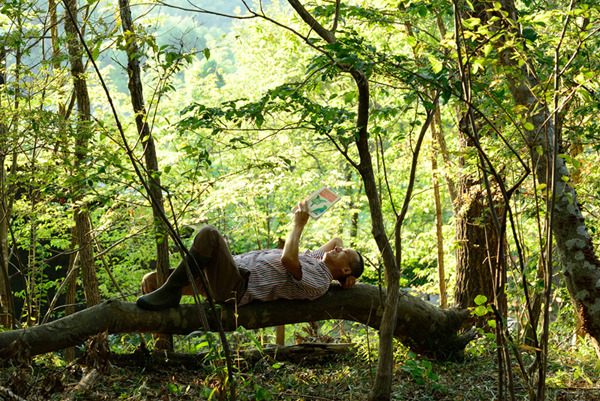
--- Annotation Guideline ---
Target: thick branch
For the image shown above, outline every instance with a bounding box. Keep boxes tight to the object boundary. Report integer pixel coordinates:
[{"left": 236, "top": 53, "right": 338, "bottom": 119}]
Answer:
[
  {"left": 0, "top": 284, "right": 475, "bottom": 360},
  {"left": 287, "top": 0, "right": 336, "bottom": 43}
]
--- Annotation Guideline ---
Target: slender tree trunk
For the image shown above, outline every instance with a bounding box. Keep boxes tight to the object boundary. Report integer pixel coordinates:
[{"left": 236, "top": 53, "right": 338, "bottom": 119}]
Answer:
[
  {"left": 25, "top": 138, "right": 43, "bottom": 326},
  {"left": 10, "top": 21, "right": 26, "bottom": 325},
  {"left": 49, "top": 0, "right": 67, "bottom": 116},
  {"left": 118, "top": 0, "right": 171, "bottom": 349},
  {"left": 64, "top": 227, "right": 79, "bottom": 361},
  {"left": 284, "top": 2, "right": 428, "bottom": 397},
  {"left": 0, "top": 45, "right": 15, "bottom": 328},
  {"left": 0, "top": 152, "right": 11, "bottom": 328},
  {"left": 431, "top": 16, "right": 458, "bottom": 210},
  {"left": 431, "top": 125, "right": 447, "bottom": 309},
  {"left": 351, "top": 66, "right": 401, "bottom": 400},
  {"left": 117, "top": 0, "right": 169, "bottom": 285},
  {"left": 26, "top": 208, "right": 39, "bottom": 326},
  {"left": 344, "top": 170, "right": 360, "bottom": 249},
  {"left": 432, "top": 99, "right": 457, "bottom": 208},
  {"left": 64, "top": 0, "right": 100, "bottom": 308}
]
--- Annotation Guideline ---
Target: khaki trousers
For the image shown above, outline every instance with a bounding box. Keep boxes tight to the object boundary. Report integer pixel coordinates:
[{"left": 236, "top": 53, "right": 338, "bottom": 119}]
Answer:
[{"left": 191, "top": 225, "right": 249, "bottom": 304}]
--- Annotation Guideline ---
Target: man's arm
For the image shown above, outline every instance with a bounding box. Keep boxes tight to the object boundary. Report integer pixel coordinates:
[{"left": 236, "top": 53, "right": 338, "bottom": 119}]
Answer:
[
  {"left": 317, "top": 237, "right": 343, "bottom": 253},
  {"left": 281, "top": 200, "right": 309, "bottom": 280},
  {"left": 318, "top": 238, "right": 357, "bottom": 289}
]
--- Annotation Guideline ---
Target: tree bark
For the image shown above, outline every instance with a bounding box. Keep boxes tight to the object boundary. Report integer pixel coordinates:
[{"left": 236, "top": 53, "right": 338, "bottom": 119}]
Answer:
[
  {"left": 0, "top": 284, "right": 476, "bottom": 360},
  {"left": 431, "top": 110, "right": 447, "bottom": 309},
  {"left": 64, "top": 0, "right": 100, "bottom": 307},
  {"left": 26, "top": 207, "right": 40, "bottom": 326},
  {"left": 118, "top": 0, "right": 171, "bottom": 349},
  {"left": 0, "top": 45, "right": 15, "bottom": 328},
  {"left": 0, "top": 151, "right": 12, "bottom": 328},
  {"left": 117, "top": 0, "right": 170, "bottom": 285},
  {"left": 482, "top": 0, "right": 600, "bottom": 354},
  {"left": 454, "top": 181, "right": 501, "bottom": 314},
  {"left": 64, "top": 227, "right": 79, "bottom": 361}
]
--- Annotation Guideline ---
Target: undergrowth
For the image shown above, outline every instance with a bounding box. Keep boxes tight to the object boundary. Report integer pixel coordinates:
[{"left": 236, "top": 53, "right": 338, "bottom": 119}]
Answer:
[{"left": 1, "top": 320, "right": 599, "bottom": 400}]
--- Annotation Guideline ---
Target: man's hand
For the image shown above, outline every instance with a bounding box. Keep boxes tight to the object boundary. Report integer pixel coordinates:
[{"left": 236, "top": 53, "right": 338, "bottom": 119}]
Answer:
[
  {"left": 318, "top": 237, "right": 343, "bottom": 253},
  {"left": 339, "top": 276, "right": 356, "bottom": 290},
  {"left": 293, "top": 200, "right": 309, "bottom": 228},
  {"left": 281, "top": 200, "right": 310, "bottom": 281}
]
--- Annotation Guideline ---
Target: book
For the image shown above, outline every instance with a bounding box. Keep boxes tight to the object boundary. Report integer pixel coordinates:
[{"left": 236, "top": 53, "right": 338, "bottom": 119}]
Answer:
[{"left": 293, "top": 187, "right": 341, "bottom": 220}]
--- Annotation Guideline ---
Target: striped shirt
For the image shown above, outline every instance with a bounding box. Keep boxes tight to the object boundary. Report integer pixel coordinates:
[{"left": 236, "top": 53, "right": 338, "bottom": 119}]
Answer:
[{"left": 235, "top": 249, "right": 332, "bottom": 306}]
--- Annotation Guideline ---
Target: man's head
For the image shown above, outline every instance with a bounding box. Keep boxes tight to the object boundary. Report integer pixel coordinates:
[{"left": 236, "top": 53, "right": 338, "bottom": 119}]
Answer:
[
  {"left": 323, "top": 246, "right": 364, "bottom": 280},
  {"left": 351, "top": 251, "right": 364, "bottom": 278}
]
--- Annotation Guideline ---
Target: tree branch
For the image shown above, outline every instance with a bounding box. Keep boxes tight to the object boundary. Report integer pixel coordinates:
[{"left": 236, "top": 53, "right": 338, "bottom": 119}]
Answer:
[{"left": 0, "top": 284, "right": 475, "bottom": 361}]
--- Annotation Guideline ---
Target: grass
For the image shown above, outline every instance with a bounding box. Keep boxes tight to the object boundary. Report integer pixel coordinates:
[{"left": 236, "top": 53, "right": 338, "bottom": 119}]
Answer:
[{"left": 2, "top": 321, "right": 600, "bottom": 400}]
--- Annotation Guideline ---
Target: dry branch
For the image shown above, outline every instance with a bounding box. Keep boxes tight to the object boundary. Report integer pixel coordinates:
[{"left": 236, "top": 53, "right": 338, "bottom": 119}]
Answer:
[{"left": 61, "top": 369, "right": 100, "bottom": 401}]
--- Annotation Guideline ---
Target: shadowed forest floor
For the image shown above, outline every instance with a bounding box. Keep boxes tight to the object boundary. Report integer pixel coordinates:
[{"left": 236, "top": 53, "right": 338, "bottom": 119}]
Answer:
[{"left": 2, "top": 329, "right": 600, "bottom": 401}]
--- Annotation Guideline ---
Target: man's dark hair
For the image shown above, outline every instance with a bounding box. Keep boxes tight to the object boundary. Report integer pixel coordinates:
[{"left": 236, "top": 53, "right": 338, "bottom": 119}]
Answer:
[{"left": 350, "top": 252, "right": 364, "bottom": 278}]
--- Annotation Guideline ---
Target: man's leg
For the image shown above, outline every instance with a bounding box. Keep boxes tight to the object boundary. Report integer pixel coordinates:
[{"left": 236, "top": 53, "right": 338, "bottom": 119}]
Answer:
[
  {"left": 136, "top": 245, "right": 209, "bottom": 310},
  {"left": 136, "top": 225, "right": 248, "bottom": 310},
  {"left": 190, "top": 225, "right": 249, "bottom": 304},
  {"left": 141, "top": 271, "right": 159, "bottom": 295},
  {"left": 141, "top": 270, "right": 202, "bottom": 296}
]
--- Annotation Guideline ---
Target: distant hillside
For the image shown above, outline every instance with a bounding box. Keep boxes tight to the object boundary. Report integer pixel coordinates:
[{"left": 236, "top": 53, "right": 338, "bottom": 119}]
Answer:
[{"left": 104, "top": 0, "right": 246, "bottom": 93}]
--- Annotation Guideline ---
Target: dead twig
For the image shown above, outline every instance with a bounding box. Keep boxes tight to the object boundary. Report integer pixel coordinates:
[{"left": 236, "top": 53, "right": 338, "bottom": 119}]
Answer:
[{"left": 60, "top": 369, "right": 100, "bottom": 401}]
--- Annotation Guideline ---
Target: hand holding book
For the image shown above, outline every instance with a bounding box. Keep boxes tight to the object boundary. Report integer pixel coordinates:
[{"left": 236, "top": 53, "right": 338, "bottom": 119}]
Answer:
[{"left": 292, "top": 187, "right": 341, "bottom": 220}]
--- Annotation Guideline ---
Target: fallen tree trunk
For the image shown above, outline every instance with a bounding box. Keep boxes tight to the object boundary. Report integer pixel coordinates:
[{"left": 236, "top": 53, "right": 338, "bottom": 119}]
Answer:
[{"left": 0, "top": 284, "right": 476, "bottom": 360}]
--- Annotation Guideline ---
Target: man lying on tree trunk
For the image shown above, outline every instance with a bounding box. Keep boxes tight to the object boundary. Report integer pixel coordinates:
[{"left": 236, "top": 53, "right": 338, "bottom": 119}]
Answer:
[{"left": 137, "top": 200, "right": 364, "bottom": 310}]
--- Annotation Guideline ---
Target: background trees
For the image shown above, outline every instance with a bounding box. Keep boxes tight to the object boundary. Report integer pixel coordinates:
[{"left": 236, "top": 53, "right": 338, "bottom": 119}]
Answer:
[{"left": 1, "top": 0, "right": 599, "bottom": 399}]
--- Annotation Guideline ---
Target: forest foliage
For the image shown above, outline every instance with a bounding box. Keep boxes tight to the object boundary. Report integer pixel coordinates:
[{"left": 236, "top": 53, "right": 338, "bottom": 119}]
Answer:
[{"left": 1, "top": 0, "right": 600, "bottom": 399}]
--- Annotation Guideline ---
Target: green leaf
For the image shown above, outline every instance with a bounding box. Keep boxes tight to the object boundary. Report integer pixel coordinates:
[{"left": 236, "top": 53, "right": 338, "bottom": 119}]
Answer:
[
  {"left": 202, "top": 48, "right": 210, "bottom": 60},
  {"left": 483, "top": 44, "right": 494, "bottom": 56},
  {"left": 463, "top": 17, "right": 481, "bottom": 29},
  {"left": 524, "top": 122, "right": 534, "bottom": 131},
  {"left": 343, "top": 91, "right": 357, "bottom": 103},
  {"left": 474, "top": 294, "right": 487, "bottom": 305},
  {"left": 565, "top": 192, "right": 574, "bottom": 204},
  {"left": 428, "top": 56, "right": 443, "bottom": 74},
  {"left": 522, "top": 28, "right": 537, "bottom": 42},
  {"left": 474, "top": 305, "right": 488, "bottom": 316}
]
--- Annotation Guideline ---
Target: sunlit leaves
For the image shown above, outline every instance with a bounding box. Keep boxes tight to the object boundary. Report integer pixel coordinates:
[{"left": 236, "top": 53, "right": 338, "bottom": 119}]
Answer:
[
  {"left": 462, "top": 17, "right": 481, "bottom": 30},
  {"left": 178, "top": 83, "right": 357, "bottom": 147},
  {"left": 427, "top": 56, "right": 443, "bottom": 74}
]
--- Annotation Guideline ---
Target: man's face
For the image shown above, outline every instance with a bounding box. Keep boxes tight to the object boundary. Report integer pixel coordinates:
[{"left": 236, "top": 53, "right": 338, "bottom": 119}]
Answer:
[{"left": 323, "top": 246, "right": 359, "bottom": 275}]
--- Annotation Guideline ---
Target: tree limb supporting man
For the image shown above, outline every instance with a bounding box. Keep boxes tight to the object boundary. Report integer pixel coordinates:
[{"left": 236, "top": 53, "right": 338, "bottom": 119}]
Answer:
[{"left": 0, "top": 285, "right": 476, "bottom": 361}]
